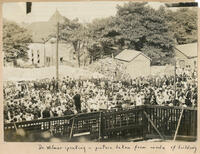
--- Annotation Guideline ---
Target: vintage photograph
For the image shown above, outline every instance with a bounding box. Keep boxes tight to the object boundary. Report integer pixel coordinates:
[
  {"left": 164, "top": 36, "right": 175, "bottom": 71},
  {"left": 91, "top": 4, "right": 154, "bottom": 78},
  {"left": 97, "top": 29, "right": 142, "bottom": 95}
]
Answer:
[{"left": 2, "top": 1, "right": 198, "bottom": 142}]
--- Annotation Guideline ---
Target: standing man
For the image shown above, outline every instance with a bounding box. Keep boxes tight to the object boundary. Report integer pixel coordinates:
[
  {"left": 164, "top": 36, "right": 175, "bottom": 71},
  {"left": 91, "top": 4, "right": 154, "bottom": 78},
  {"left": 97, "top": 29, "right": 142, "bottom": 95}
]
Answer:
[{"left": 73, "top": 90, "right": 81, "bottom": 113}]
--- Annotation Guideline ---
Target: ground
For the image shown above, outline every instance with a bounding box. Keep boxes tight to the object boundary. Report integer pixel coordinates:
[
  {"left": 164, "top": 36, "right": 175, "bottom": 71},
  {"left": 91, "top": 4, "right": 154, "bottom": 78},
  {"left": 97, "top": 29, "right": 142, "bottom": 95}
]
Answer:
[
  {"left": 3, "top": 64, "right": 175, "bottom": 81},
  {"left": 3, "top": 65, "right": 104, "bottom": 81}
]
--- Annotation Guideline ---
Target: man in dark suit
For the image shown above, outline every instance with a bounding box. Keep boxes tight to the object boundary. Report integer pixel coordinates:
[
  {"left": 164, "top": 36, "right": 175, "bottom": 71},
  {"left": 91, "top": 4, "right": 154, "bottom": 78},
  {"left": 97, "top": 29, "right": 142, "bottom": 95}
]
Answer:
[
  {"left": 73, "top": 91, "right": 81, "bottom": 113},
  {"left": 185, "top": 88, "right": 192, "bottom": 107}
]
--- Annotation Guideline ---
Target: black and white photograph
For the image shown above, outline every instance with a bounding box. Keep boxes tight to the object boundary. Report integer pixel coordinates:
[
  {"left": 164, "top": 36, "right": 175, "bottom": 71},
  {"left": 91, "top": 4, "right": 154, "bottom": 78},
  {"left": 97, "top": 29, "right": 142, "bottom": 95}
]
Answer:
[{"left": 2, "top": 1, "right": 198, "bottom": 142}]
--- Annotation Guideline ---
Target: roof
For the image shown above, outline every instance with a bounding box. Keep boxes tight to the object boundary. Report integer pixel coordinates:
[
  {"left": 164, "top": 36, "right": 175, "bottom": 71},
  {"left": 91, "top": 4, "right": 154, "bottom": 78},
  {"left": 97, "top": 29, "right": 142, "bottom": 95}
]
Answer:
[
  {"left": 175, "top": 43, "right": 197, "bottom": 58},
  {"left": 26, "top": 21, "right": 56, "bottom": 43},
  {"left": 26, "top": 10, "right": 67, "bottom": 43},
  {"left": 48, "top": 9, "right": 65, "bottom": 23},
  {"left": 115, "top": 49, "right": 151, "bottom": 62}
]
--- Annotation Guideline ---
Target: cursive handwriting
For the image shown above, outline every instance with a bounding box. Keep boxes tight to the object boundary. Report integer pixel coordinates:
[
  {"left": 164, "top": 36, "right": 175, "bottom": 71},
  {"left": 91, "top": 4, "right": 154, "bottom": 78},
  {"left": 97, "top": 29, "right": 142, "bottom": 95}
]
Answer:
[{"left": 37, "top": 144, "right": 197, "bottom": 153}]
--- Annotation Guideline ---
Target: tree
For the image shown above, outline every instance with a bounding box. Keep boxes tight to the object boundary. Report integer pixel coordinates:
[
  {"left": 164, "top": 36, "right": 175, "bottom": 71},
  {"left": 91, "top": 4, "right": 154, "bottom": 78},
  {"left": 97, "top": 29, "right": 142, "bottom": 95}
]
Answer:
[
  {"left": 166, "top": 8, "right": 197, "bottom": 44},
  {"left": 59, "top": 18, "right": 88, "bottom": 67},
  {"left": 115, "top": 2, "right": 175, "bottom": 65},
  {"left": 3, "top": 20, "right": 32, "bottom": 65},
  {"left": 86, "top": 17, "right": 121, "bottom": 62}
]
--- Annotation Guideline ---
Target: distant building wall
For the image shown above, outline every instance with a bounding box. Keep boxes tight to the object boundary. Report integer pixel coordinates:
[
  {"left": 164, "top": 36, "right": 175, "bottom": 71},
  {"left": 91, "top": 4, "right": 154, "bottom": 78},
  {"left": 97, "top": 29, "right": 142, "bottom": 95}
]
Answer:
[
  {"left": 45, "top": 42, "right": 75, "bottom": 66},
  {"left": 27, "top": 43, "right": 45, "bottom": 67},
  {"left": 26, "top": 42, "right": 75, "bottom": 67},
  {"left": 126, "top": 54, "right": 150, "bottom": 78},
  {"left": 175, "top": 49, "right": 197, "bottom": 71},
  {"left": 116, "top": 54, "right": 150, "bottom": 78}
]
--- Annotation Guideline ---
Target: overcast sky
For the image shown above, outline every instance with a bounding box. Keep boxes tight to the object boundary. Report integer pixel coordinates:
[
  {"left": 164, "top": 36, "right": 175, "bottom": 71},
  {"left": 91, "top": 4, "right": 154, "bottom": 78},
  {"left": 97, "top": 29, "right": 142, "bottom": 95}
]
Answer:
[{"left": 3, "top": 1, "right": 165, "bottom": 24}]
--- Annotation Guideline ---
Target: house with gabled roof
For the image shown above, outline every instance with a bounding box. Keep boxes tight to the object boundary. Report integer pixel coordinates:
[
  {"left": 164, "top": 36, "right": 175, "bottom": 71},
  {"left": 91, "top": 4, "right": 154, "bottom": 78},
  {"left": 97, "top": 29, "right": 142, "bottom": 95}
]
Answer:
[
  {"left": 20, "top": 10, "right": 77, "bottom": 67},
  {"left": 26, "top": 38, "right": 75, "bottom": 67},
  {"left": 115, "top": 49, "right": 151, "bottom": 78},
  {"left": 174, "top": 43, "right": 197, "bottom": 72}
]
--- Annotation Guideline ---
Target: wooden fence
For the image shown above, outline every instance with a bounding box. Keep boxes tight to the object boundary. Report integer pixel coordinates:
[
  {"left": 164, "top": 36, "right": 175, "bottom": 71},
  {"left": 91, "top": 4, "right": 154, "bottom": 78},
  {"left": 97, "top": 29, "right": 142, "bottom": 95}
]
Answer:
[
  {"left": 4, "top": 105, "right": 197, "bottom": 141},
  {"left": 101, "top": 106, "right": 146, "bottom": 141},
  {"left": 144, "top": 105, "right": 197, "bottom": 141}
]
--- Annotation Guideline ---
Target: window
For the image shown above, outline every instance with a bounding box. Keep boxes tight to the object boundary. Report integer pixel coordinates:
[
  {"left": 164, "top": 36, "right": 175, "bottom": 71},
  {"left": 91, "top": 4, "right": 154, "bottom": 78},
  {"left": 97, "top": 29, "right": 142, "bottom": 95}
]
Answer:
[
  {"left": 37, "top": 50, "right": 40, "bottom": 57},
  {"left": 31, "top": 50, "right": 34, "bottom": 57},
  {"left": 60, "top": 57, "right": 63, "bottom": 63},
  {"left": 194, "top": 60, "right": 197, "bottom": 67},
  {"left": 46, "top": 57, "right": 51, "bottom": 65},
  {"left": 38, "top": 60, "right": 40, "bottom": 64},
  {"left": 179, "top": 60, "right": 185, "bottom": 68}
]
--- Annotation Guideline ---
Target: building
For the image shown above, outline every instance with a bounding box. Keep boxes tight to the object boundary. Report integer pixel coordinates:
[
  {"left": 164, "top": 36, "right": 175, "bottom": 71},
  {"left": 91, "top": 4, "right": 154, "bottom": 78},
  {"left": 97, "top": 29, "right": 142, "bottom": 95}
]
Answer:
[
  {"left": 115, "top": 49, "right": 151, "bottom": 78},
  {"left": 17, "top": 10, "right": 76, "bottom": 67},
  {"left": 174, "top": 43, "right": 197, "bottom": 73},
  {"left": 22, "top": 10, "right": 75, "bottom": 67},
  {"left": 4, "top": 10, "right": 90, "bottom": 68},
  {"left": 26, "top": 10, "right": 66, "bottom": 43},
  {"left": 18, "top": 10, "right": 89, "bottom": 68},
  {"left": 26, "top": 39, "right": 75, "bottom": 67}
]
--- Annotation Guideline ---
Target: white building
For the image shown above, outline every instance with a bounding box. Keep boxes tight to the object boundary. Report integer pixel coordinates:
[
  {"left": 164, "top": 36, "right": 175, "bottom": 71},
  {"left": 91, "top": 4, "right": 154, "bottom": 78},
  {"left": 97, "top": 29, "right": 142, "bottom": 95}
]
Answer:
[
  {"left": 115, "top": 49, "right": 151, "bottom": 78},
  {"left": 174, "top": 43, "right": 197, "bottom": 74},
  {"left": 26, "top": 39, "right": 75, "bottom": 67}
]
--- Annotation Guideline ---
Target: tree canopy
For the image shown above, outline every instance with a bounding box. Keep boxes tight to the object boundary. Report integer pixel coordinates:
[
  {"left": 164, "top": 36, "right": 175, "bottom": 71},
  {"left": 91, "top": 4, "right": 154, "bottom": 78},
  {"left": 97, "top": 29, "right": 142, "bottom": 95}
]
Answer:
[
  {"left": 59, "top": 18, "right": 89, "bottom": 67},
  {"left": 3, "top": 3, "right": 197, "bottom": 67},
  {"left": 86, "top": 17, "right": 120, "bottom": 61},
  {"left": 114, "top": 2, "right": 175, "bottom": 65},
  {"left": 83, "top": 2, "right": 177, "bottom": 65},
  {"left": 3, "top": 20, "right": 32, "bottom": 63},
  {"left": 57, "top": 2, "right": 197, "bottom": 66},
  {"left": 166, "top": 8, "right": 197, "bottom": 44}
]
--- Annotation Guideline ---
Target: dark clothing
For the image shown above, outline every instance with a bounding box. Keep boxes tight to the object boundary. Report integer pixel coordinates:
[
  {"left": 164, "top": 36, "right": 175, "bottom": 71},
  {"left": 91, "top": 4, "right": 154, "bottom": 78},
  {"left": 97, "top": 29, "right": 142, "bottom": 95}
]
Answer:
[
  {"left": 73, "top": 94, "right": 81, "bottom": 112},
  {"left": 42, "top": 109, "right": 50, "bottom": 118},
  {"left": 185, "top": 91, "right": 192, "bottom": 107}
]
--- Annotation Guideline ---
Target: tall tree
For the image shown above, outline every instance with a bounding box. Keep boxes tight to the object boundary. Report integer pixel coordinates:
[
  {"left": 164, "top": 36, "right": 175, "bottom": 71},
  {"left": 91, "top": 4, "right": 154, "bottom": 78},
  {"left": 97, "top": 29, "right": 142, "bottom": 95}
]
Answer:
[
  {"left": 86, "top": 17, "right": 121, "bottom": 62},
  {"left": 3, "top": 20, "right": 32, "bottom": 65},
  {"left": 166, "top": 8, "right": 197, "bottom": 44},
  {"left": 59, "top": 18, "right": 88, "bottom": 67},
  {"left": 115, "top": 2, "right": 175, "bottom": 65}
]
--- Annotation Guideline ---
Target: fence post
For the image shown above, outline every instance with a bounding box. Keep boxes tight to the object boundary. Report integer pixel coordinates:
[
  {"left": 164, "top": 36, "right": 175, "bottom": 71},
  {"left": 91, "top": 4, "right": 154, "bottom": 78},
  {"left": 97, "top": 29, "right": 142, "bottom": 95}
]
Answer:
[
  {"left": 69, "top": 116, "right": 75, "bottom": 140},
  {"left": 190, "top": 110, "right": 197, "bottom": 136},
  {"left": 142, "top": 105, "right": 148, "bottom": 140},
  {"left": 173, "top": 107, "right": 184, "bottom": 141},
  {"left": 143, "top": 110, "right": 164, "bottom": 140},
  {"left": 98, "top": 112, "right": 102, "bottom": 141}
]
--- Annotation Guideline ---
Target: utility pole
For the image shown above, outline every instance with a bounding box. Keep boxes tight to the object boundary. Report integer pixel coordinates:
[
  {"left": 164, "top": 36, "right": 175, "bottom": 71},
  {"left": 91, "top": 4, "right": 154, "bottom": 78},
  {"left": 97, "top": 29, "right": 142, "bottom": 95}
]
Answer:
[
  {"left": 56, "top": 22, "right": 59, "bottom": 81},
  {"left": 174, "top": 59, "right": 176, "bottom": 101},
  {"left": 56, "top": 21, "right": 59, "bottom": 91},
  {"left": 43, "top": 40, "right": 46, "bottom": 67}
]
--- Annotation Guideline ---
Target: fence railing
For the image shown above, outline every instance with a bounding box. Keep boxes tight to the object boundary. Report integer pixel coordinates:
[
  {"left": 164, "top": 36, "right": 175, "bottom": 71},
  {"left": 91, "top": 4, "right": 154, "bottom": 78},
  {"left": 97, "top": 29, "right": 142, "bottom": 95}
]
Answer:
[
  {"left": 4, "top": 105, "right": 197, "bottom": 141},
  {"left": 101, "top": 106, "right": 146, "bottom": 141},
  {"left": 144, "top": 105, "right": 197, "bottom": 140}
]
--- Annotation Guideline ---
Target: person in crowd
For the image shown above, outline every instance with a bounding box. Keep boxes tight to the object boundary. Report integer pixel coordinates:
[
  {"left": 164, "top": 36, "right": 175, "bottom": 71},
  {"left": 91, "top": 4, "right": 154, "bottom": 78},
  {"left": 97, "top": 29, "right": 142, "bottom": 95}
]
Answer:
[
  {"left": 3, "top": 71, "right": 197, "bottom": 123},
  {"left": 73, "top": 90, "right": 82, "bottom": 113}
]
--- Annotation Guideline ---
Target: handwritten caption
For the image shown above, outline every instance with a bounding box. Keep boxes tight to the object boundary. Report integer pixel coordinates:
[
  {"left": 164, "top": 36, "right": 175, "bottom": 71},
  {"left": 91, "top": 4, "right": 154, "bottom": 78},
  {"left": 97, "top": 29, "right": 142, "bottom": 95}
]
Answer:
[{"left": 37, "top": 144, "right": 197, "bottom": 153}]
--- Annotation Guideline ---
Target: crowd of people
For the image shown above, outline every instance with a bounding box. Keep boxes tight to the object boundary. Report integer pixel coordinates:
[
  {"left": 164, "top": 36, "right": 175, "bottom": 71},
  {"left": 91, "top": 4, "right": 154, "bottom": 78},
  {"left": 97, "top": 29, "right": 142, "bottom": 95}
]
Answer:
[{"left": 3, "top": 72, "right": 197, "bottom": 124}]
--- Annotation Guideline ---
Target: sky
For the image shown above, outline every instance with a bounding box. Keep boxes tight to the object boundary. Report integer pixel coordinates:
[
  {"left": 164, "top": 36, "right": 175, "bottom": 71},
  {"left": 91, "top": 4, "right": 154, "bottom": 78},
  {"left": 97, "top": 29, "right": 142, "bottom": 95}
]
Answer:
[{"left": 2, "top": 1, "right": 165, "bottom": 24}]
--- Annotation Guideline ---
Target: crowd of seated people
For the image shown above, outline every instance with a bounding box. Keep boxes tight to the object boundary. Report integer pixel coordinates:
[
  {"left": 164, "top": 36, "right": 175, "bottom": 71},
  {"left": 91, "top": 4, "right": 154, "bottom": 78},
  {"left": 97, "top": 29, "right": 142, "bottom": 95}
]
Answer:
[{"left": 3, "top": 72, "right": 197, "bottom": 124}]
